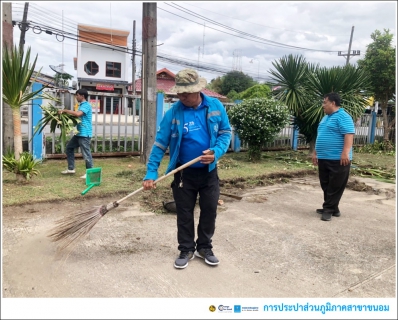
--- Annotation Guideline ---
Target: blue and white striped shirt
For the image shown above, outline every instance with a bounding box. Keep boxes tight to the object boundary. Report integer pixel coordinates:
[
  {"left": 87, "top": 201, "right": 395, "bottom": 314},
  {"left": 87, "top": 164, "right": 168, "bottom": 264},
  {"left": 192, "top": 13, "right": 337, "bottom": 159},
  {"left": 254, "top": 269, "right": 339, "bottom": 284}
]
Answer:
[{"left": 315, "top": 108, "right": 355, "bottom": 160}]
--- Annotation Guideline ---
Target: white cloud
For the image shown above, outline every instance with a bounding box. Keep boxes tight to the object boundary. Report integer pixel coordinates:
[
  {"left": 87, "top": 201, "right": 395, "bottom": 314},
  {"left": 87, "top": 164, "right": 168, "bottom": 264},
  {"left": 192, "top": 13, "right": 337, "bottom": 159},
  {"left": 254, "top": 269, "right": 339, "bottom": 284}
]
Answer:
[{"left": 8, "top": 1, "right": 397, "bottom": 83}]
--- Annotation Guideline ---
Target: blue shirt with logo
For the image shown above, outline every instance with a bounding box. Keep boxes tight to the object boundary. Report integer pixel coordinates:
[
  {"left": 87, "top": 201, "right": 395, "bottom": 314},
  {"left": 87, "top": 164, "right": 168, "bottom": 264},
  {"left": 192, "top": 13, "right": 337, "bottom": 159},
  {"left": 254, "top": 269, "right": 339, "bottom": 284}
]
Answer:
[
  {"left": 144, "top": 93, "right": 232, "bottom": 181},
  {"left": 179, "top": 101, "right": 210, "bottom": 168}
]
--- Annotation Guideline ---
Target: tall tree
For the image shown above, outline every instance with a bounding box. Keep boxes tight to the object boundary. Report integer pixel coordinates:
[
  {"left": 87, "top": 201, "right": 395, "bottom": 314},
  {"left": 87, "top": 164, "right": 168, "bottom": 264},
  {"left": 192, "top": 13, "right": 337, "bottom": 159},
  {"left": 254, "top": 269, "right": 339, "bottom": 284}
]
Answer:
[
  {"left": 2, "top": 45, "right": 53, "bottom": 160},
  {"left": 54, "top": 72, "right": 73, "bottom": 88},
  {"left": 220, "top": 70, "right": 255, "bottom": 96},
  {"left": 239, "top": 84, "right": 271, "bottom": 99},
  {"left": 357, "top": 29, "right": 396, "bottom": 142},
  {"left": 269, "top": 54, "right": 371, "bottom": 154},
  {"left": 206, "top": 76, "right": 223, "bottom": 94}
]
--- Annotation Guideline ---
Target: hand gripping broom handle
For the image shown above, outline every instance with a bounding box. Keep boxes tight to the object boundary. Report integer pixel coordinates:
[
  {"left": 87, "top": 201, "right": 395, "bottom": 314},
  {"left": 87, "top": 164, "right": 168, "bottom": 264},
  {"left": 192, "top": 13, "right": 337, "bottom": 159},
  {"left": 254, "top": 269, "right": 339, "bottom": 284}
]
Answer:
[{"left": 105, "top": 155, "right": 204, "bottom": 211}]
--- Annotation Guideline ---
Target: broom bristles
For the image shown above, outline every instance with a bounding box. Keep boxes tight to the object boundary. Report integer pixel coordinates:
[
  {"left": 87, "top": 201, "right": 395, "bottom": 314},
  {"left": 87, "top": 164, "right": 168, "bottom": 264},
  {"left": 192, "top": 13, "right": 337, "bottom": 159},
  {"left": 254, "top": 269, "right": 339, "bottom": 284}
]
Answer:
[{"left": 48, "top": 205, "right": 107, "bottom": 252}]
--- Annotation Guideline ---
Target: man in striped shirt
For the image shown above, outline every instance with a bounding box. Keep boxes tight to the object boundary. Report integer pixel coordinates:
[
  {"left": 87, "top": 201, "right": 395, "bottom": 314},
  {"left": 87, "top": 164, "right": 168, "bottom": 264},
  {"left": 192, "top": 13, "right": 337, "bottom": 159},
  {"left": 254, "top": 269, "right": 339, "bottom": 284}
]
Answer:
[{"left": 312, "top": 92, "right": 355, "bottom": 221}]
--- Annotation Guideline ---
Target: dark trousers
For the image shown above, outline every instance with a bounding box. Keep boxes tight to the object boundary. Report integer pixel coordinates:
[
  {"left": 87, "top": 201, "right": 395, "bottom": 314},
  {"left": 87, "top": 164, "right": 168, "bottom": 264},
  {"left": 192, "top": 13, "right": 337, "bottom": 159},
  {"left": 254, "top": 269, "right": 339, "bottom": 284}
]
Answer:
[
  {"left": 171, "top": 165, "right": 219, "bottom": 252},
  {"left": 318, "top": 159, "right": 351, "bottom": 213},
  {"left": 66, "top": 135, "right": 93, "bottom": 170}
]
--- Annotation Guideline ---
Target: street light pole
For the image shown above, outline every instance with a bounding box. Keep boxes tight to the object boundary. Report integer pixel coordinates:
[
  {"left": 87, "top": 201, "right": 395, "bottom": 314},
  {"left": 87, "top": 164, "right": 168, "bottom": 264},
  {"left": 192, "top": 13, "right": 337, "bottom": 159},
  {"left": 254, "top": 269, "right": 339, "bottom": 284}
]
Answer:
[
  {"left": 250, "top": 58, "right": 260, "bottom": 82},
  {"left": 250, "top": 58, "right": 260, "bottom": 96}
]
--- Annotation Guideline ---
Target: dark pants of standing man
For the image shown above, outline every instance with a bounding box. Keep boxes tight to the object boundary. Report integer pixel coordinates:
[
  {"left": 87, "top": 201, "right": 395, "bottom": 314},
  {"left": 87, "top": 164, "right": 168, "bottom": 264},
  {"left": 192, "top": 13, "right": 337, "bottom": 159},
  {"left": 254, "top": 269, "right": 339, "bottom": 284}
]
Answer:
[
  {"left": 318, "top": 159, "right": 351, "bottom": 213},
  {"left": 172, "top": 165, "right": 219, "bottom": 253},
  {"left": 66, "top": 135, "right": 93, "bottom": 170}
]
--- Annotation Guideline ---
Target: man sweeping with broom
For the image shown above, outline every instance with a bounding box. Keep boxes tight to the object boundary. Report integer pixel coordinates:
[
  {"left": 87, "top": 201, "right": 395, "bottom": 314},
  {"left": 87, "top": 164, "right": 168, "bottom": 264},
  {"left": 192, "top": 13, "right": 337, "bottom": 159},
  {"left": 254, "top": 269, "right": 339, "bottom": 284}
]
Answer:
[{"left": 142, "top": 68, "right": 232, "bottom": 269}]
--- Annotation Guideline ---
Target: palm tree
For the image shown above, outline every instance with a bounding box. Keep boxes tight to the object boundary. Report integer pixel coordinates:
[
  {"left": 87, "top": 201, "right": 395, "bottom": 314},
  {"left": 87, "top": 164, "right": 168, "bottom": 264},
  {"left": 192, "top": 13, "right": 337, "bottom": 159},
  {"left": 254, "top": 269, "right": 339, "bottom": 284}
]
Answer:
[
  {"left": 269, "top": 54, "right": 371, "bottom": 154},
  {"left": 2, "top": 45, "right": 54, "bottom": 160}
]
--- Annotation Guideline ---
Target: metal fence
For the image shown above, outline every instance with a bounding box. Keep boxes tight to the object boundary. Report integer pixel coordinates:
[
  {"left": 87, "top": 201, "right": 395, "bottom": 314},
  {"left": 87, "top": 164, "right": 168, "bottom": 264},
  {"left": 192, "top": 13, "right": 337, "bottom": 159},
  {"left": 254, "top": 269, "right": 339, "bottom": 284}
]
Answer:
[
  {"left": 26, "top": 89, "right": 142, "bottom": 158},
  {"left": 24, "top": 93, "right": 394, "bottom": 158}
]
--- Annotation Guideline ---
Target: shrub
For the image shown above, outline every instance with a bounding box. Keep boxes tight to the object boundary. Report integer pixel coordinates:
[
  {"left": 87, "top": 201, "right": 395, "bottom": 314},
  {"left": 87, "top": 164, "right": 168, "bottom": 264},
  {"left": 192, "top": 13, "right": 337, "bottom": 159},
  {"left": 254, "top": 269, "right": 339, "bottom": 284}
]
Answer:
[
  {"left": 228, "top": 97, "right": 290, "bottom": 161},
  {"left": 2, "top": 151, "right": 41, "bottom": 180},
  {"left": 354, "top": 141, "right": 396, "bottom": 155}
]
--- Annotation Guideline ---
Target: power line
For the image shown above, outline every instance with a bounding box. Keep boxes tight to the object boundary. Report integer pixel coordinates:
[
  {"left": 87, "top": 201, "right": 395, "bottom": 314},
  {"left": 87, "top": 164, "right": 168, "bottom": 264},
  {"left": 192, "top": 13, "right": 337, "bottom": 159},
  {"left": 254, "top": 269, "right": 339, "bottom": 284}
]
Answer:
[
  {"left": 161, "top": 2, "right": 337, "bottom": 53},
  {"left": 12, "top": 18, "right": 273, "bottom": 81},
  {"left": 180, "top": 1, "right": 348, "bottom": 37}
]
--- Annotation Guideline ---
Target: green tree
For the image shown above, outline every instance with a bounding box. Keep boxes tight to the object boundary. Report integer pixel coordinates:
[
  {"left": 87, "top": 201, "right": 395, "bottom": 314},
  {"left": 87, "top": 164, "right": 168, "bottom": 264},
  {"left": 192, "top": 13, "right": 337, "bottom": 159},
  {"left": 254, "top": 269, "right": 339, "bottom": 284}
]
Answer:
[
  {"left": 2, "top": 45, "right": 55, "bottom": 160},
  {"left": 206, "top": 76, "right": 223, "bottom": 94},
  {"left": 227, "top": 97, "right": 290, "bottom": 161},
  {"left": 240, "top": 84, "right": 271, "bottom": 99},
  {"left": 357, "top": 29, "right": 396, "bottom": 142},
  {"left": 269, "top": 54, "right": 371, "bottom": 154},
  {"left": 54, "top": 72, "right": 73, "bottom": 88},
  {"left": 226, "top": 89, "right": 240, "bottom": 102},
  {"left": 220, "top": 71, "right": 255, "bottom": 96}
]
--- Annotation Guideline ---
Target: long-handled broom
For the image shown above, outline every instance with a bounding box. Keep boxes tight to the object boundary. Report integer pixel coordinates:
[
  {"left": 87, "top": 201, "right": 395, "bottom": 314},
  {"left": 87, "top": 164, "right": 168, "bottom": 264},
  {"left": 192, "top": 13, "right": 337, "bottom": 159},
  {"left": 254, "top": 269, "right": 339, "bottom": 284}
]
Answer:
[{"left": 48, "top": 155, "right": 203, "bottom": 252}]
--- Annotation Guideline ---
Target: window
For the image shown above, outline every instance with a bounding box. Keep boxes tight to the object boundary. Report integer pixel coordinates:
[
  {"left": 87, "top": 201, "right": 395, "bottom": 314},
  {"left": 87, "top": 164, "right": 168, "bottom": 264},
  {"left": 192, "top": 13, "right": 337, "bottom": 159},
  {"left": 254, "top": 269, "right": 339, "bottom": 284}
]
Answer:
[
  {"left": 106, "top": 62, "right": 121, "bottom": 78},
  {"left": 84, "top": 61, "right": 99, "bottom": 76}
]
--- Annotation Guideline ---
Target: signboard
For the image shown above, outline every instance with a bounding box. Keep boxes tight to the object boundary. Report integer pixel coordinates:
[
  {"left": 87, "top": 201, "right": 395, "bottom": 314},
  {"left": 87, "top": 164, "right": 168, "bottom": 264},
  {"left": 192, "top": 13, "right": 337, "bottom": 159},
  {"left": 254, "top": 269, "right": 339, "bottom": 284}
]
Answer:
[
  {"left": 96, "top": 83, "right": 114, "bottom": 91},
  {"left": 90, "top": 99, "right": 100, "bottom": 113}
]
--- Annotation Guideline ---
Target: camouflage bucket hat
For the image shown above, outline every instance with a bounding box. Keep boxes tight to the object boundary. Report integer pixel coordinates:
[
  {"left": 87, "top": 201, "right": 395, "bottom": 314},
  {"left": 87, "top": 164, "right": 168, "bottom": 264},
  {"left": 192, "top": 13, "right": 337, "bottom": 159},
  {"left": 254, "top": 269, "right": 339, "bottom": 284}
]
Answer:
[{"left": 170, "top": 68, "right": 207, "bottom": 93}]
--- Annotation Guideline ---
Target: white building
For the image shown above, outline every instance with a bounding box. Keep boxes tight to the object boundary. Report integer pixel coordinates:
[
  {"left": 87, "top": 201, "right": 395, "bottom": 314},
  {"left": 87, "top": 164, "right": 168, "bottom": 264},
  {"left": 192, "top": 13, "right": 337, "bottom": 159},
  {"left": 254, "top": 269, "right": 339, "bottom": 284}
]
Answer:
[{"left": 74, "top": 24, "right": 130, "bottom": 115}]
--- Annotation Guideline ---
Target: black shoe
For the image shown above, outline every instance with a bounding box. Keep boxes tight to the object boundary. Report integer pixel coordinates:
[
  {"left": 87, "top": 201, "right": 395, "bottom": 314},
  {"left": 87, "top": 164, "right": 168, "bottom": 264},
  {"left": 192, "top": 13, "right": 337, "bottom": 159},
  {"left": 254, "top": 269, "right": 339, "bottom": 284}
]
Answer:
[
  {"left": 316, "top": 208, "right": 341, "bottom": 217},
  {"left": 195, "top": 248, "right": 219, "bottom": 266},
  {"left": 174, "top": 251, "right": 194, "bottom": 269},
  {"left": 321, "top": 211, "right": 333, "bottom": 221}
]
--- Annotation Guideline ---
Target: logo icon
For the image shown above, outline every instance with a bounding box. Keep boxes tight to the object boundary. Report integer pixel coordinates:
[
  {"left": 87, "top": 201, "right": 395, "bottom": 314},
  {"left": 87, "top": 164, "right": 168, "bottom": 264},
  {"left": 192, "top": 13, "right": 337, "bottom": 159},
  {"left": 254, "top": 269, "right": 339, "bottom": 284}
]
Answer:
[
  {"left": 218, "top": 305, "right": 224, "bottom": 311},
  {"left": 209, "top": 305, "right": 216, "bottom": 312},
  {"left": 234, "top": 305, "right": 241, "bottom": 313}
]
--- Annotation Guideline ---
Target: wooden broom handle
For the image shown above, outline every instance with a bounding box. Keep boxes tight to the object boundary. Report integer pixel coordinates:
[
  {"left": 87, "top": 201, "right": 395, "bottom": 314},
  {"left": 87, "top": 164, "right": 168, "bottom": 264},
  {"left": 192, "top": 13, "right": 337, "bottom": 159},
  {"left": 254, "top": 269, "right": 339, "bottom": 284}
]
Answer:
[{"left": 116, "top": 155, "right": 204, "bottom": 205}]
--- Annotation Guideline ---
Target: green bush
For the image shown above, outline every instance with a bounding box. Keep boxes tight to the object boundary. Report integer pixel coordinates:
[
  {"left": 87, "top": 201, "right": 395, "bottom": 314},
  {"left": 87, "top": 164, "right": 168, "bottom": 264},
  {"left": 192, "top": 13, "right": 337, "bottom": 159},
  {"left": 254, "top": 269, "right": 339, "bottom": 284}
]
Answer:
[
  {"left": 2, "top": 151, "right": 41, "bottom": 180},
  {"left": 354, "top": 141, "right": 396, "bottom": 156},
  {"left": 228, "top": 97, "right": 290, "bottom": 161}
]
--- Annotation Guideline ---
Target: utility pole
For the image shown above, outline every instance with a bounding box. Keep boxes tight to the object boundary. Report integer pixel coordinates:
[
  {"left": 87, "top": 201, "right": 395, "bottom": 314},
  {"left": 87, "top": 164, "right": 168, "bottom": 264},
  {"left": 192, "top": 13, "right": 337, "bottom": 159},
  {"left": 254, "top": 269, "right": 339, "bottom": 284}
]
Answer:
[
  {"left": 202, "top": 22, "right": 205, "bottom": 57},
  {"left": 132, "top": 20, "right": 136, "bottom": 96},
  {"left": 198, "top": 46, "right": 200, "bottom": 68},
  {"left": 141, "top": 3, "right": 157, "bottom": 164},
  {"left": 2, "top": 2, "right": 14, "bottom": 154},
  {"left": 337, "top": 26, "right": 360, "bottom": 65},
  {"left": 19, "top": 2, "right": 29, "bottom": 53}
]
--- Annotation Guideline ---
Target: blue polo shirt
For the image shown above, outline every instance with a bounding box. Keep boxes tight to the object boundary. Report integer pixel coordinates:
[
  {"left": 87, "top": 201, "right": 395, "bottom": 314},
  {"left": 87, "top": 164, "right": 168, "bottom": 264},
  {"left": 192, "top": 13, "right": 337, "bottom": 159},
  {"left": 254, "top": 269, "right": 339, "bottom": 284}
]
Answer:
[
  {"left": 178, "top": 101, "right": 210, "bottom": 168},
  {"left": 315, "top": 108, "right": 355, "bottom": 160},
  {"left": 76, "top": 100, "right": 92, "bottom": 137}
]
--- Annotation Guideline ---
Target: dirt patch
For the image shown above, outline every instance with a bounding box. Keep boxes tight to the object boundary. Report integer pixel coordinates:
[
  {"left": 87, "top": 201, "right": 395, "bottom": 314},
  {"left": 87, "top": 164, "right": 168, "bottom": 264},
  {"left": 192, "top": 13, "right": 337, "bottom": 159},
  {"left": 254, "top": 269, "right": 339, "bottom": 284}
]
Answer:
[
  {"left": 139, "top": 169, "right": 318, "bottom": 213},
  {"left": 346, "top": 179, "right": 374, "bottom": 192},
  {"left": 139, "top": 169, "right": 396, "bottom": 213}
]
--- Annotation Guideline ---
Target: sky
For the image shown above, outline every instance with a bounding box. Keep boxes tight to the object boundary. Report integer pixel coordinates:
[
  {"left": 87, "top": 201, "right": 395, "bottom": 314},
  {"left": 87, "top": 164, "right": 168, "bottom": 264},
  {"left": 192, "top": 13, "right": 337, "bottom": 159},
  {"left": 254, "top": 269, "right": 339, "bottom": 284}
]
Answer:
[{"left": 9, "top": 1, "right": 398, "bottom": 85}]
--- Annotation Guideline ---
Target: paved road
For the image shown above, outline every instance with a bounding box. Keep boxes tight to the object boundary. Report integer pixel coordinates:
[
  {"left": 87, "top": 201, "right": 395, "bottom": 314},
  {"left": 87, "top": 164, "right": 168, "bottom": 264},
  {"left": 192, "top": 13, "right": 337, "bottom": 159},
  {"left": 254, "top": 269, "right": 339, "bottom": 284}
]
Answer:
[{"left": 2, "top": 175, "right": 396, "bottom": 319}]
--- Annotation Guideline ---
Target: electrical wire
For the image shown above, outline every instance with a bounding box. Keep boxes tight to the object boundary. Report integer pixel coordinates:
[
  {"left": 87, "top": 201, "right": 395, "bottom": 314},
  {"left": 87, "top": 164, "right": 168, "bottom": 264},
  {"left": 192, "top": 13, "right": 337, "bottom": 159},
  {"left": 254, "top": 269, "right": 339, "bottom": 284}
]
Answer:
[
  {"left": 162, "top": 2, "right": 337, "bottom": 53},
  {"left": 179, "top": 1, "right": 349, "bottom": 37}
]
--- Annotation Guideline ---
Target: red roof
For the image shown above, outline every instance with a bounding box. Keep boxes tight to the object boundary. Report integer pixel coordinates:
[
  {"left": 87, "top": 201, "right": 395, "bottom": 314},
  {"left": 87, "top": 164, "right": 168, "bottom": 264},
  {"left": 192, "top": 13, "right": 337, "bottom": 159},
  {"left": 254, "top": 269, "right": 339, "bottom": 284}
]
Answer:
[{"left": 128, "top": 68, "right": 227, "bottom": 101}]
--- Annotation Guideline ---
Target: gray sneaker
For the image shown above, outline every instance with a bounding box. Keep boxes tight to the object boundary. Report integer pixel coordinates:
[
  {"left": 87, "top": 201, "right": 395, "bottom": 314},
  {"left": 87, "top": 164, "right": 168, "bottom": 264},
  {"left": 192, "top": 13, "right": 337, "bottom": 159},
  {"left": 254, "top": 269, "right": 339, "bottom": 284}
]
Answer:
[
  {"left": 61, "top": 169, "right": 75, "bottom": 174},
  {"left": 195, "top": 248, "right": 219, "bottom": 266},
  {"left": 174, "top": 251, "right": 194, "bottom": 269}
]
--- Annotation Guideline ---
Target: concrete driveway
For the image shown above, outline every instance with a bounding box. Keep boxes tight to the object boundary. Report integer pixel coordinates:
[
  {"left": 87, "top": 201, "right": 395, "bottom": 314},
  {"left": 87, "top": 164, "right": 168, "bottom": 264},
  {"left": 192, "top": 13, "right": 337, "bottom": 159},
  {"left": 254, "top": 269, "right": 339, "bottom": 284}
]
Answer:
[{"left": 2, "top": 175, "right": 396, "bottom": 319}]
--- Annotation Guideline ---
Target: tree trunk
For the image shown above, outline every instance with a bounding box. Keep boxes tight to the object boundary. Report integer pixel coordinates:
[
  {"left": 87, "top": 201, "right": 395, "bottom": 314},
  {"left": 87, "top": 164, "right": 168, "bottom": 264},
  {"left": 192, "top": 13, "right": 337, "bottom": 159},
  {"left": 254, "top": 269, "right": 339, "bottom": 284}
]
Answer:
[
  {"left": 307, "top": 140, "right": 315, "bottom": 157},
  {"left": 380, "top": 99, "right": 391, "bottom": 142},
  {"left": 2, "top": 103, "right": 14, "bottom": 154},
  {"left": 12, "top": 108, "right": 23, "bottom": 160}
]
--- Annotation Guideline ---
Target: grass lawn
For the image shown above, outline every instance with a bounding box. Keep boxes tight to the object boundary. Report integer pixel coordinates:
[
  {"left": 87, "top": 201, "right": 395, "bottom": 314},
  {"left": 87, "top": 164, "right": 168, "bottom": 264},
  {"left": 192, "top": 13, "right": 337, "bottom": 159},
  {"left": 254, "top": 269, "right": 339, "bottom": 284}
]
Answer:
[{"left": 2, "top": 150, "right": 395, "bottom": 209}]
